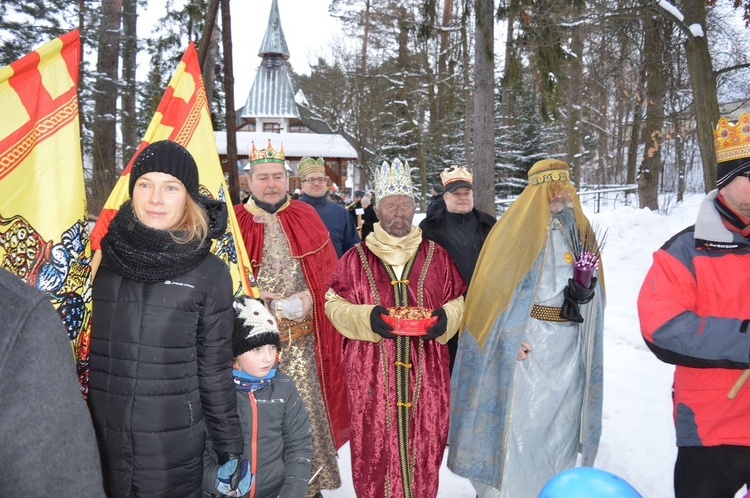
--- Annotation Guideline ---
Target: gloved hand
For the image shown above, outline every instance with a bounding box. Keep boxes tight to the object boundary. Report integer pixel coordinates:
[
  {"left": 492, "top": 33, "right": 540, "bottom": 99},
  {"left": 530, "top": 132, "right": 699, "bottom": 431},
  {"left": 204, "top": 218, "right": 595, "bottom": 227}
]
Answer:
[
  {"left": 568, "top": 276, "right": 596, "bottom": 304},
  {"left": 422, "top": 307, "right": 448, "bottom": 340},
  {"left": 370, "top": 305, "right": 397, "bottom": 339},
  {"left": 215, "top": 457, "right": 253, "bottom": 497},
  {"left": 560, "top": 277, "right": 597, "bottom": 323}
]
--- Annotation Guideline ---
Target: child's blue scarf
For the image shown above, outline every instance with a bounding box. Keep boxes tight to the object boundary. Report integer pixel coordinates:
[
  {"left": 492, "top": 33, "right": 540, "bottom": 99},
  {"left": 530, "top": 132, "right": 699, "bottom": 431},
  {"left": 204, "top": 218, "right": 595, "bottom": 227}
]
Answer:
[{"left": 233, "top": 368, "right": 277, "bottom": 393}]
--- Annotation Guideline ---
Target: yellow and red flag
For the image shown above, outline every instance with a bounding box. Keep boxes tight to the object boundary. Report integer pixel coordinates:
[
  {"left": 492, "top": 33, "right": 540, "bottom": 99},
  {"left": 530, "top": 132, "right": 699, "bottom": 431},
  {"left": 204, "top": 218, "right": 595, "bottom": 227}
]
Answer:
[
  {"left": 0, "top": 30, "right": 93, "bottom": 391},
  {"left": 90, "top": 42, "right": 257, "bottom": 299}
]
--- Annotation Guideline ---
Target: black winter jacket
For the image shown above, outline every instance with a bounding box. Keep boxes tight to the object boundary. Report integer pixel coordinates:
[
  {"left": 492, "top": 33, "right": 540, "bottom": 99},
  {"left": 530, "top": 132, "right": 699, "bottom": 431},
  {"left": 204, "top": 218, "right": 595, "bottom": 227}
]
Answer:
[
  {"left": 419, "top": 205, "right": 496, "bottom": 284},
  {"left": 90, "top": 254, "right": 243, "bottom": 498},
  {"left": 203, "top": 371, "right": 313, "bottom": 498}
]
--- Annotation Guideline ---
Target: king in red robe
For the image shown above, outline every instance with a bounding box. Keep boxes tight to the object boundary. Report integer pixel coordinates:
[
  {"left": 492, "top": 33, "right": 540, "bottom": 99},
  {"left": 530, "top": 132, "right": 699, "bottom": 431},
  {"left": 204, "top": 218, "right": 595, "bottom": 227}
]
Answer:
[
  {"left": 235, "top": 196, "right": 348, "bottom": 494},
  {"left": 325, "top": 221, "right": 466, "bottom": 498}
]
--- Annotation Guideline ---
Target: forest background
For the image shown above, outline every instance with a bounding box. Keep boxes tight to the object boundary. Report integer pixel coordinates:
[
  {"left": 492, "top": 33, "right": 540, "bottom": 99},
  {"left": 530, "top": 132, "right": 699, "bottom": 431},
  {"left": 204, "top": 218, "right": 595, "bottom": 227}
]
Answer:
[{"left": 1, "top": 0, "right": 749, "bottom": 216}]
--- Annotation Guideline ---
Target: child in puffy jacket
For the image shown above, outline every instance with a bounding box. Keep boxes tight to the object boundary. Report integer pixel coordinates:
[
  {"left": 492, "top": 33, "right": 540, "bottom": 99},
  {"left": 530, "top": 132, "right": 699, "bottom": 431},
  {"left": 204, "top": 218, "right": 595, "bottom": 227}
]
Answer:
[{"left": 203, "top": 296, "right": 313, "bottom": 498}]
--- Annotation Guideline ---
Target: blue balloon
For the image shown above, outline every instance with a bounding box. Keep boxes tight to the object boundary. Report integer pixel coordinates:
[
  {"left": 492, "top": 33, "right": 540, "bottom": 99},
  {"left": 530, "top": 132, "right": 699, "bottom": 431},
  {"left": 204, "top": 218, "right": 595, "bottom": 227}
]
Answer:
[{"left": 538, "top": 467, "right": 643, "bottom": 498}]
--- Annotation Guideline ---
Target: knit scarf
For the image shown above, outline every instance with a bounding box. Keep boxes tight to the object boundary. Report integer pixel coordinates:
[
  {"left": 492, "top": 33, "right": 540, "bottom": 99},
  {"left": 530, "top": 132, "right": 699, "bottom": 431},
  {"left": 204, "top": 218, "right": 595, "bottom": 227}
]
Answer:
[
  {"left": 233, "top": 368, "right": 277, "bottom": 393},
  {"left": 715, "top": 195, "right": 750, "bottom": 238},
  {"left": 101, "top": 200, "right": 211, "bottom": 283}
]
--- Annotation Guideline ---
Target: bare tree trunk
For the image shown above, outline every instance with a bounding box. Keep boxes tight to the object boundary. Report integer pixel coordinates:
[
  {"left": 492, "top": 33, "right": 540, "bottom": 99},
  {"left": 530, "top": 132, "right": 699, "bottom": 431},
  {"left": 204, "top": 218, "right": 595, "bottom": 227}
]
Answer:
[
  {"left": 198, "top": 0, "right": 219, "bottom": 68},
  {"left": 202, "top": 27, "right": 220, "bottom": 114},
  {"left": 627, "top": 97, "right": 642, "bottom": 186},
  {"left": 220, "top": 0, "right": 239, "bottom": 204},
  {"left": 472, "top": 0, "right": 495, "bottom": 215},
  {"left": 637, "top": 16, "right": 665, "bottom": 210},
  {"left": 566, "top": 25, "right": 583, "bottom": 189},
  {"left": 676, "top": 133, "right": 686, "bottom": 201},
  {"left": 121, "top": 0, "right": 138, "bottom": 162},
  {"left": 500, "top": 1, "right": 516, "bottom": 128},
  {"left": 91, "top": 0, "right": 123, "bottom": 215},
  {"left": 199, "top": 0, "right": 220, "bottom": 123},
  {"left": 435, "top": 0, "right": 454, "bottom": 124},
  {"left": 682, "top": 0, "right": 718, "bottom": 192},
  {"left": 461, "top": 0, "right": 472, "bottom": 171},
  {"left": 614, "top": 99, "right": 626, "bottom": 182},
  {"left": 356, "top": 0, "right": 372, "bottom": 177}
]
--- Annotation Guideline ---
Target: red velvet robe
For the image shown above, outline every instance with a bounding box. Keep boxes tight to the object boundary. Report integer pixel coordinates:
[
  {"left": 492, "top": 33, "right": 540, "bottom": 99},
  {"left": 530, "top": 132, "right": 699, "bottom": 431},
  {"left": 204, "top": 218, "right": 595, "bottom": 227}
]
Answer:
[
  {"left": 234, "top": 200, "right": 350, "bottom": 449},
  {"left": 327, "top": 240, "right": 466, "bottom": 498}
]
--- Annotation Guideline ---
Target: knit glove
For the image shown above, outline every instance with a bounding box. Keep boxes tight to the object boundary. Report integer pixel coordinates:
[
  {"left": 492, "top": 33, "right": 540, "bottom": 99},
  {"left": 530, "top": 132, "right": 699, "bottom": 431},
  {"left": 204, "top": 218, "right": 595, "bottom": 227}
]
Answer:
[
  {"left": 370, "top": 306, "right": 397, "bottom": 339},
  {"left": 422, "top": 307, "right": 448, "bottom": 340},
  {"left": 560, "top": 277, "right": 597, "bottom": 323},
  {"left": 215, "top": 457, "right": 253, "bottom": 497}
]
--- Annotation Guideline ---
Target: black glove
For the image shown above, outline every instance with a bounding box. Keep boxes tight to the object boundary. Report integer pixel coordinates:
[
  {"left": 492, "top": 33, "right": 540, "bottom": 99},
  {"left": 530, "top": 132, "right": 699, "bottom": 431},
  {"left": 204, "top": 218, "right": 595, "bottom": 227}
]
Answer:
[
  {"left": 568, "top": 276, "right": 596, "bottom": 304},
  {"left": 560, "top": 277, "right": 597, "bottom": 323},
  {"left": 370, "top": 306, "right": 397, "bottom": 339},
  {"left": 216, "top": 453, "right": 243, "bottom": 493},
  {"left": 423, "top": 307, "right": 448, "bottom": 340}
]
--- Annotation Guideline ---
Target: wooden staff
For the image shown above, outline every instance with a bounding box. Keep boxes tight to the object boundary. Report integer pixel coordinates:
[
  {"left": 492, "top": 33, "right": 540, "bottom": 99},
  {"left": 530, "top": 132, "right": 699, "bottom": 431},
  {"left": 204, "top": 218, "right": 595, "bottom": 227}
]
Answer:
[
  {"left": 90, "top": 249, "right": 103, "bottom": 281},
  {"left": 727, "top": 369, "right": 750, "bottom": 399}
]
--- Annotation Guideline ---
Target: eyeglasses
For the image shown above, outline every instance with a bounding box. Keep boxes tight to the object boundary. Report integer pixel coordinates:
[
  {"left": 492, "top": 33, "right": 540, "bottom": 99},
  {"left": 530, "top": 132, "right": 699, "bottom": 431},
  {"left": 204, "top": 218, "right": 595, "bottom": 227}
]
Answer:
[
  {"left": 739, "top": 172, "right": 750, "bottom": 180},
  {"left": 303, "top": 178, "right": 327, "bottom": 184}
]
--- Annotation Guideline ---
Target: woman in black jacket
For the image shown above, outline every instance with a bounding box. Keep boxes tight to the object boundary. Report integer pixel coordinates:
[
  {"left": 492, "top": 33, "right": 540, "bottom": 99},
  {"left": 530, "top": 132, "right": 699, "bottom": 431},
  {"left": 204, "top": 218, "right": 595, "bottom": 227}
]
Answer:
[{"left": 89, "top": 140, "right": 245, "bottom": 498}]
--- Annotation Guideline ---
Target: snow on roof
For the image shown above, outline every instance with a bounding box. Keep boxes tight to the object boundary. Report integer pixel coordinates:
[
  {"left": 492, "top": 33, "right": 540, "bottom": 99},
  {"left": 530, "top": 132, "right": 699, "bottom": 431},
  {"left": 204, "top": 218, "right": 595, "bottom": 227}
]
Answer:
[{"left": 214, "top": 131, "right": 359, "bottom": 159}]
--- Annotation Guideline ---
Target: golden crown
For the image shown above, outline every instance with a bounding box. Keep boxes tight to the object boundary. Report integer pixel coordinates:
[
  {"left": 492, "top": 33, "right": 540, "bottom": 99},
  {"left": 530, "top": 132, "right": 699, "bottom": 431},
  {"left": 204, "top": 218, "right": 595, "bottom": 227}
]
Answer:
[
  {"left": 441, "top": 165, "right": 473, "bottom": 187},
  {"left": 374, "top": 158, "right": 413, "bottom": 202},
  {"left": 714, "top": 113, "right": 750, "bottom": 163},
  {"left": 298, "top": 156, "right": 326, "bottom": 179},
  {"left": 249, "top": 140, "right": 285, "bottom": 165}
]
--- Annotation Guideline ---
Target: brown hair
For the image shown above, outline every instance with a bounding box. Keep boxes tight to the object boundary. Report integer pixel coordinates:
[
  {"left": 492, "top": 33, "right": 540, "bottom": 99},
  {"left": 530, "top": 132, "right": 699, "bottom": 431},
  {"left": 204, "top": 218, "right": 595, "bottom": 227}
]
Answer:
[{"left": 170, "top": 195, "right": 209, "bottom": 245}]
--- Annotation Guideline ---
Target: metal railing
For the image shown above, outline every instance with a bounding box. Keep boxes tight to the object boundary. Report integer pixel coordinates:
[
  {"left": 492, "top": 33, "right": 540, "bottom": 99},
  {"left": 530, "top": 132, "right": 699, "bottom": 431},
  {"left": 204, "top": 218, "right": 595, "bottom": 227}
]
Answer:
[{"left": 496, "top": 185, "right": 639, "bottom": 215}]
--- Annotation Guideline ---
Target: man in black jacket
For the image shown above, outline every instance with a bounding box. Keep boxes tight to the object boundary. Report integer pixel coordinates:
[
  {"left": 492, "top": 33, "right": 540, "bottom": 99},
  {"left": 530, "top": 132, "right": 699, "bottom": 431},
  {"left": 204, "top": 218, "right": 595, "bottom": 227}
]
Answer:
[{"left": 419, "top": 166, "right": 496, "bottom": 373}]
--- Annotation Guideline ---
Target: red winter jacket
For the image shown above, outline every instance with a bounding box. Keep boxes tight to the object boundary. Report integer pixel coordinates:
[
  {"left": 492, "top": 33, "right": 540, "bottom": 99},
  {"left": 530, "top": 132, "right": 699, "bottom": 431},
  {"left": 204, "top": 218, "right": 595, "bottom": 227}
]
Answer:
[{"left": 638, "top": 192, "right": 750, "bottom": 447}]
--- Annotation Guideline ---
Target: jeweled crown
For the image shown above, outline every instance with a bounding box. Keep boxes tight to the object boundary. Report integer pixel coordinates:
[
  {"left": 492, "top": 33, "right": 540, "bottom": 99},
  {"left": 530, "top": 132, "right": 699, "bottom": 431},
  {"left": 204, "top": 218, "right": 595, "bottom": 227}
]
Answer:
[
  {"left": 441, "top": 165, "right": 473, "bottom": 187},
  {"left": 374, "top": 159, "right": 414, "bottom": 202},
  {"left": 298, "top": 156, "right": 326, "bottom": 180},
  {"left": 249, "top": 140, "right": 285, "bottom": 165},
  {"left": 714, "top": 113, "right": 750, "bottom": 163}
]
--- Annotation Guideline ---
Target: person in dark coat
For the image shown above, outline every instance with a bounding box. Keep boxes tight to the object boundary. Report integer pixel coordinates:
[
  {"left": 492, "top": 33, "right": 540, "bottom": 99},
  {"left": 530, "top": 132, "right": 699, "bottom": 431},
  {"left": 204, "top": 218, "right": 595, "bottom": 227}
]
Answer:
[
  {"left": 347, "top": 190, "right": 365, "bottom": 225},
  {"left": 203, "top": 296, "right": 313, "bottom": 498},
  {"left": 419, "top": 166, "right": 496, "bottom": 373},
  {"left": 359, "top": 192, "right": 378, "bottom": 240},
  {"left": 90, "top": 140, "right": 246, "bottom": 498},
  {"left": 0, "top": 268, "right": 105, "bottom": 497},
  {"left": 298, "top": 156, "right": 360, "bottom": 258},
  {"left": 425, "top": 183, "right": 445, "bottom": 216}
]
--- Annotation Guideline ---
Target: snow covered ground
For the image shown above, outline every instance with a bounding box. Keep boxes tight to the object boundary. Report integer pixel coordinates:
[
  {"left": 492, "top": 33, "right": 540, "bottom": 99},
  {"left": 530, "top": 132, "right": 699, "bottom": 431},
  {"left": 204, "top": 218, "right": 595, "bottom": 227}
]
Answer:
[{"left": 321, "top": 193, "right": 750, "bottom": 498}]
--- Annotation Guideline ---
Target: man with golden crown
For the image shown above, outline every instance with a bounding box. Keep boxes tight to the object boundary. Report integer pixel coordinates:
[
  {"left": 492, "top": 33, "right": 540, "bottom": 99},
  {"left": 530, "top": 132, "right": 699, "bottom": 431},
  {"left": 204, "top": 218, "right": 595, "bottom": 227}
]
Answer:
[
  {"left": 638, "top": 114, "right": 750, "bottom": 498},
  {"left": 324, "top": 158, "right": 466, "bottom": 498},
  {"left": 234, "top": 141, "right": 344, "bottom": 497},
  {"left": 448, "top": 159, "right": 605, "bottom": 498},
  {"left": 298, "top": 156, "right": 360, "bottom": 258},
  {"left": 419, "top": 165, "right": 496, "bottom": 373}
]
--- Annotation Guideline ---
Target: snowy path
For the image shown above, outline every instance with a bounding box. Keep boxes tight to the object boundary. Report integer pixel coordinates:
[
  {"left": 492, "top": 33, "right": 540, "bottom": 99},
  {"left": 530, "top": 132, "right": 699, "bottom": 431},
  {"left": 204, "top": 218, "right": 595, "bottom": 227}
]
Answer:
[{"left": 323, "top": 195, "right": 747, "bottom": 497}]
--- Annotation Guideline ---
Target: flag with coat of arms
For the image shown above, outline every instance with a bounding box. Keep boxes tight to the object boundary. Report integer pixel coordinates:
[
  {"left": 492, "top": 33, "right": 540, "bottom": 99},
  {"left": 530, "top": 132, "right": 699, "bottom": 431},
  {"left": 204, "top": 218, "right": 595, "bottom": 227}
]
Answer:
[{"left": 0, "top": 29, "right": 93, "bottom": 392}]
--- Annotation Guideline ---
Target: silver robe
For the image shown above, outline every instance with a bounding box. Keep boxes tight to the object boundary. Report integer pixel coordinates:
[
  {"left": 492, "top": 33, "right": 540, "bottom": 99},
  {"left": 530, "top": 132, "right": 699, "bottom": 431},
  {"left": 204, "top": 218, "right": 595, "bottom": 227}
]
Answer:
[{"left": 448, "top": 210, "right": 604, "bottom": 498}]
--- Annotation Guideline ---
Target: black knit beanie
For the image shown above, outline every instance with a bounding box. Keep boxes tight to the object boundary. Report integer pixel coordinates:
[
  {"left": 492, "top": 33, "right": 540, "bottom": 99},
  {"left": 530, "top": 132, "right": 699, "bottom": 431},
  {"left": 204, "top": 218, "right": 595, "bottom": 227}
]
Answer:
[
  {"left": 717, "top": 158, "right": 750, "bottom": 189},
  {"left": 129, "top": 140, "right": 200, "bottom": 199},
  {"left": 233, "top": 296, "right": 280, "bottom": 357}
]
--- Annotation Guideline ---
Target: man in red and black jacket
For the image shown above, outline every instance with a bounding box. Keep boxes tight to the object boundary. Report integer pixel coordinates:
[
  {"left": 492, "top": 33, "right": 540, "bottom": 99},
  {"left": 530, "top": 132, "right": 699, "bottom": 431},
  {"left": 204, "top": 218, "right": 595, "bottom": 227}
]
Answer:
[{"left": 638, "top": 113, "right": 750, "bottom": 498}]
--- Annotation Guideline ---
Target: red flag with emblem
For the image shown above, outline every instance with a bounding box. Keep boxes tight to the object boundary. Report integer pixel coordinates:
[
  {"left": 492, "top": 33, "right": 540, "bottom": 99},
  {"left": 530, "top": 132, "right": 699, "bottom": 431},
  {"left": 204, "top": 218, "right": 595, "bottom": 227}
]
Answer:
[
  {"left": 0, "top": 30, "right": 93, "bottom": 392},
  {"left": 90, "top": 42, "right": 257, "bottom": 300}
]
